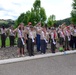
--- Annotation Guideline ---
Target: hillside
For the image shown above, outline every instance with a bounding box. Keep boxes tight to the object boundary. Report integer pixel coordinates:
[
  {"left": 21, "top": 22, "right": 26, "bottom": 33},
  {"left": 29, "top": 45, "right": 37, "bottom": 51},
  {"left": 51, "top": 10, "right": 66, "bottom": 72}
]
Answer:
[
  {"left": 56, "top": 18, "right": 71, "bottom": 26},
  {"left": 0, "top": 18, "right": 71, "bottom": 28},
  {"left": 0, "top": 19, "right": 15, "bottom": 28}
]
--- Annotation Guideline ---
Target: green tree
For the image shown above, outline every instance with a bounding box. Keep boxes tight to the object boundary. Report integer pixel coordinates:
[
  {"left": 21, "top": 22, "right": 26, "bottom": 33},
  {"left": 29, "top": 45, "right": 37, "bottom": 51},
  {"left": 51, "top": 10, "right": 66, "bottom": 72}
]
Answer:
[
  {"left": 15, "top": 0, "right": 47, "bottom": 27},
  {"left": 15, "top": 13, "right": 25, "bottom": 28},
  {"left": 40, "top": 7, "right": 47, "bottom": 25},
  {"left": 32, "top": 0, "right": 47, "bottom": 25},
  {"left": 47, "top": 17, "right": 52, "bottom": 27},
  {"left": 71, "top": 0, "right": 76, "bottom": 24},
  {"left": 29, "top": 8, "right": 36, "bottom": 25},
  {"left": 47, "top": 14, "right": 56, "bottom": 27},
  {"left": 24, "top": 11, "right": 31, "bottom": 25}
]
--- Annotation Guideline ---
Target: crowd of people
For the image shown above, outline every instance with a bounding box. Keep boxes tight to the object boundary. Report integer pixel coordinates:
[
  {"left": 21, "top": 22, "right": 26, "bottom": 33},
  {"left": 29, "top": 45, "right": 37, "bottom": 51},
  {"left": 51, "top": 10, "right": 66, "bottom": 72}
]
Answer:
[{"left": 0, "top": 22, "right": 76, "bottom": 57}]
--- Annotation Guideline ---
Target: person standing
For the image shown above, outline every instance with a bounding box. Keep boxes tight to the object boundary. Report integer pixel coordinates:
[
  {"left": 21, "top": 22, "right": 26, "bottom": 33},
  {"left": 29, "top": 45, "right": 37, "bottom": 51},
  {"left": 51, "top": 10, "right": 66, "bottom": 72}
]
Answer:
[
  {"left": 0, "top": 26, "right": 7, "bottom": 48},
  {"left": 25, "top": 22, "right": 31, "bottom": 51},
  {"left": 13, "top": 23, "right": 25, "bottom": 57},
  {"left": 9, "top": 26, "right": 15, "bottom": 47},
  {"left": 69, "top": 24, "right": 74, "bottom": 49},
  {"left": 50, "top": 27, "right": 57, "bottom": 53},
  {"left": 73, "top": 25, "right": 76, "bottom": 49},
  {"left": 40, "top": 26, "right": 49, "bottom": 54},
  {"left": 35, "top": 22, "right": 42, "bottom": 52},
  {"left": 64, "top": 26, "right": 71, "bottom": 50},
  {"left": 58, "top": 27, "right": 65, "bottom": 48},
  {"left": 27, "top": 26, "right": 36, "bottom": 56}
]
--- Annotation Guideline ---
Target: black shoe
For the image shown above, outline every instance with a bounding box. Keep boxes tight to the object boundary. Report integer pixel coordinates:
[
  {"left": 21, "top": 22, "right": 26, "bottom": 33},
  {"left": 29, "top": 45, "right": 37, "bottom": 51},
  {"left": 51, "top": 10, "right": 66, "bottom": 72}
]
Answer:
[{"left": 31, "top": 54, "right": 34, "bottom": 56}]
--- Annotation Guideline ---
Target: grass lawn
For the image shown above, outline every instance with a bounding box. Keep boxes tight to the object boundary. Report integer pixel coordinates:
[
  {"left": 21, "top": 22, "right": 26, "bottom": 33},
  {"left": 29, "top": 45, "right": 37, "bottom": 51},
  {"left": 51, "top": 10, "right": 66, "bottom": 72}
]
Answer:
[
  {"left": 0, "top": 37, "right": 17, "bottom": 47},
  {"left": 0, "top": 37, "right": 10, "bottom": 47}
]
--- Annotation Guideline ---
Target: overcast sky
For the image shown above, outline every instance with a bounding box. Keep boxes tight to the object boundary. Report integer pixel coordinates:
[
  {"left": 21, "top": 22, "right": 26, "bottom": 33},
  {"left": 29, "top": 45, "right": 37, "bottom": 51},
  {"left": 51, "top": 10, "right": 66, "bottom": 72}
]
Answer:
[{"left": 0, "top": 0, "right": 73, "bottom": 20}]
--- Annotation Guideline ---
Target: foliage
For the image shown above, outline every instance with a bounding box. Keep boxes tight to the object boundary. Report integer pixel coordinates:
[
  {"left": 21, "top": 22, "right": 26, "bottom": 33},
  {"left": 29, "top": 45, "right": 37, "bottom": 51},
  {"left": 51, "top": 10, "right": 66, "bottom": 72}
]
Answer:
[
  {"left": 15, "top": 0, "right": 47, "bottom": 26},
  {"left": 15, "top": 13, "right": 25, "bottom": 27},
  {"left": 71, "top": 0, "right": 76, "bottom": 24},
  {"left": 56, "top": 18, "right": 71, "bottom": 27},
  {"left": 40, "top": 7, "right": 47, "bottom": 25},
  {"left": 0, "top": 37, "right": 9, "bottom": 46},
  {"left": 0, "top": 19, "right": 15, "bottom": 28},
  {"left": 47, "top": 15, "right": 56, "bottom": 27}
]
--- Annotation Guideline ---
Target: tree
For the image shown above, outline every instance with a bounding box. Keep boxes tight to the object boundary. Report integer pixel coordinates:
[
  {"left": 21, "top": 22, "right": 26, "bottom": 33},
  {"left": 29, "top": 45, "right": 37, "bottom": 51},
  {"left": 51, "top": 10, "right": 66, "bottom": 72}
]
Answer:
[
  {"left": 15, "top": 0, "right": 47, "bottom": 27},
  {"left": 15, "top": 13, "right": 25, "bottom": 28},
  {"left": 31, "top": 0, "right": 47, "bottom": 25},
  {"left": 29, "top": 8, "right": 36, "bottom": 25},
  {"left": 47, "top": 17, "right": 52, "bottom": 27},
  {"left": 71, "top": 0, "right": 76, "bottom": 24},
  {"left": 24, "top": 11, "right": 31, "bottom": 25},
  {"left": 47, "top": 14, "right": 56, "bottom": 27},
  {"left": 40, "top": 7, "right": 47, "bottom": 25}
]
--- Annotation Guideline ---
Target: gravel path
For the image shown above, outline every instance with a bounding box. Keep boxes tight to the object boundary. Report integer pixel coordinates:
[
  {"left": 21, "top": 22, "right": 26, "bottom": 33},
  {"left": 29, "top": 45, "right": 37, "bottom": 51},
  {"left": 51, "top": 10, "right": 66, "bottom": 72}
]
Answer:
[{"left": 0, "top": 43, "right": 63, "bottom": 60}]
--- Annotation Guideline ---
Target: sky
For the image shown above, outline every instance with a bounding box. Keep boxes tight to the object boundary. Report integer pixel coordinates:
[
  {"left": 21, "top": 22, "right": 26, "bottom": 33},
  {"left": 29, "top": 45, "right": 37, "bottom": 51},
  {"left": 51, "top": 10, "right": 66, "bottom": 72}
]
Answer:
[{"left": 0, "top": 0, "right": 73, "bottom": 20}]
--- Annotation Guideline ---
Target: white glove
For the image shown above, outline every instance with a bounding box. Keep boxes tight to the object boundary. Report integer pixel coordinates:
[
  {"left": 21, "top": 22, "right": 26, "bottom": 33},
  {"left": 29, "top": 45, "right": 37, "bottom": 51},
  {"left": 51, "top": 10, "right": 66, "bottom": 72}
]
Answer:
[{"left": 53, "top": 41, "right": 56, "bottom": 45}]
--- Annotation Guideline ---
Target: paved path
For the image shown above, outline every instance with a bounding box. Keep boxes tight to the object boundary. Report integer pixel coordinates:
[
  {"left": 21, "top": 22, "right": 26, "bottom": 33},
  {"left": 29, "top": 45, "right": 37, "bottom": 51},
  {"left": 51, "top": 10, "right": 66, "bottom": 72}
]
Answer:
[{"left": 0, "top": 53, "right": 76, "bottom": 75}]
